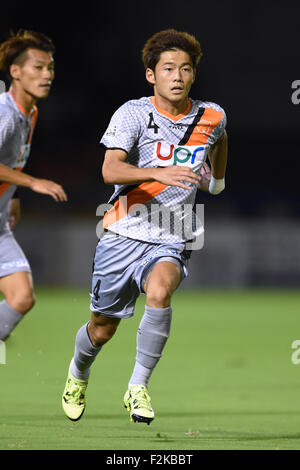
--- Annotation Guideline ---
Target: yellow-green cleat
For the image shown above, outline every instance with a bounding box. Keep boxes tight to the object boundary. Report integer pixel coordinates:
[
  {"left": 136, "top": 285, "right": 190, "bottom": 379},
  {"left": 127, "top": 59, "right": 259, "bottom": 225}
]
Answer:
[
  {"left": 124, "top": 384, "right": 154, "bottom": 425},
  {"left": 62, "top": 363, "right": 88, "bottom": 421}
]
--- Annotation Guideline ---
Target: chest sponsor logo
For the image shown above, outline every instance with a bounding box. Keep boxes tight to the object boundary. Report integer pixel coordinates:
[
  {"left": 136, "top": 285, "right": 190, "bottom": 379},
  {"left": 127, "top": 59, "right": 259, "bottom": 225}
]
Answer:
[{"left": 154, "top": 141, "right": 206, "bottom": 167}]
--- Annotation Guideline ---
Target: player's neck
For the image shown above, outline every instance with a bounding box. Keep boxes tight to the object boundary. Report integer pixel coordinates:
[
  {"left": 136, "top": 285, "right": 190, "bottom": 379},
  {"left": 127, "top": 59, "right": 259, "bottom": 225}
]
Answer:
[
  {"left": 9, "top": 85, "right": 37, "bottom": 116},
  {"left": 153, "top": 94, "right": 190, "bottom": 117}
]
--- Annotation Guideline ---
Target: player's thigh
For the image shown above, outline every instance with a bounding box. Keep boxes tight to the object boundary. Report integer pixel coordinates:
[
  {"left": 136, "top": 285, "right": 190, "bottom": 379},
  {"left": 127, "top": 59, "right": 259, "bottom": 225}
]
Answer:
[
  {"left": 144, "top": 261, "right": 182, "bottom": 306},
  {"left": 0, "top": 271, "right": 34, "bottom": 304}
]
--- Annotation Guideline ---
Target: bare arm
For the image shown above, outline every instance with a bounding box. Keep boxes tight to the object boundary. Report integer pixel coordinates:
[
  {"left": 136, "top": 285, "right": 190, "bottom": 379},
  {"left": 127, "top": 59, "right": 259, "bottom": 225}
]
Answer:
[
  {"left": 8, "top": 197, "right": 20, "bottom": 229},
  {"left": 208, "top": 130, "right": 228, "bottom": 179},
  {"left": 0, "top": 163, "right": 67, "bottom": 202},
  {"left": 102, "top": 149, "right": 202, "bottom": 190}
]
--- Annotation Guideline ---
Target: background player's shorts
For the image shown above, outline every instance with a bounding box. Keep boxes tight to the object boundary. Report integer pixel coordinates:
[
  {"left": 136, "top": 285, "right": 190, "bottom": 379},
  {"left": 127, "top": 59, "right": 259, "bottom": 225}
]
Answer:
[
  {"left": 90, "top": 231, "right": 190, "bottom": 319},
  {"left": 0, "top": 228, "right": 31, "bottom": 278}
]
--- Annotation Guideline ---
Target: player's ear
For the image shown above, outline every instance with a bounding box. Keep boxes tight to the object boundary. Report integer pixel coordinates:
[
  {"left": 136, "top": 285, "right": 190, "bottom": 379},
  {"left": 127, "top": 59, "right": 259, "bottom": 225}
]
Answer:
[
  {"left": 146, "top": 68, "right": 156, "bottom": 86},
  {"left": 10, "top": 64, "right": 21, "bottom": 80}
]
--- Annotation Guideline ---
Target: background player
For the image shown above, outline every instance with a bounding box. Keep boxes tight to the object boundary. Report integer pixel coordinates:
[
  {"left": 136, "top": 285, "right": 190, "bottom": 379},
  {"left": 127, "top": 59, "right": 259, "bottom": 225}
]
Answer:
[
  {"left": 0, "top": 30, "right": 67, "bottom": 340},
  {"left": 62, "top": 29, "right": 227, "bottom": 424}
]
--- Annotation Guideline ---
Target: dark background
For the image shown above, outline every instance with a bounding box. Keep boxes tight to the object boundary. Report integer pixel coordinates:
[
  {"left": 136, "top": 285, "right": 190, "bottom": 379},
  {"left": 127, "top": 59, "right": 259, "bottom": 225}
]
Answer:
[{"left": 0, "top": 0, "right": 299, "bottom": 220}]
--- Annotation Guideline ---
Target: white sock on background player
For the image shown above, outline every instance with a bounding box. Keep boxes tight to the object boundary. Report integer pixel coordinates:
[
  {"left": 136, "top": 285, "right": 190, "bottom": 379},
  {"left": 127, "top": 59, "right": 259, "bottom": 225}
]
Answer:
[
  {"left": 129, "top": 305, "right": 172, "bottom": 387},
  {"left": 0, "top": 300, "right": 23, "bottom": 340}
]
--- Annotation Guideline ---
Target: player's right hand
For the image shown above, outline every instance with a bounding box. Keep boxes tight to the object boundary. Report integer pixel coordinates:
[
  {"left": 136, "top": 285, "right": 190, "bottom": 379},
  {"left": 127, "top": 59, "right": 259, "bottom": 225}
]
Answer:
[
  {"left": 29, "top": 178, "right": 68, "bottom": 202},
  {"left": 153, "top": 166, "right": 201, "bottom": 190}
]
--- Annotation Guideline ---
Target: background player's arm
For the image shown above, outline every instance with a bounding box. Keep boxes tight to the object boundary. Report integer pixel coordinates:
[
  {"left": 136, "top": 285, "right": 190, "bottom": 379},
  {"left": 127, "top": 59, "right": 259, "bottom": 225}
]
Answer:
[
  {"left": 208, "top": 130, "right": 228, "bottom": 179},
  {"left": 0, "top": 163, "right": 67, "bottom": 202},
  {"left": 102, "top": 149, "right": 202, "bottom": 190},
  {"left": 8, "top": 197, "right": 20, "bottom": 229}
]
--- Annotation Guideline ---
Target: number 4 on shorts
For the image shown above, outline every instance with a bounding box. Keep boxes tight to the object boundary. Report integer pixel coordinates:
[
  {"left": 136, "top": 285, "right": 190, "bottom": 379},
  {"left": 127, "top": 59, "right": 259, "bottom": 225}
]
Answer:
[{"left": 93, "top": 280, "right": 101, "bottom": 301}]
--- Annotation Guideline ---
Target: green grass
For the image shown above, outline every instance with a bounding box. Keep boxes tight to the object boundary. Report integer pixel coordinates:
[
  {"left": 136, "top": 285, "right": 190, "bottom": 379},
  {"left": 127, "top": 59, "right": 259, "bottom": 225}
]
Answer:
[{"left": 1, "top": 288, "right": 300, "bottom": 450}]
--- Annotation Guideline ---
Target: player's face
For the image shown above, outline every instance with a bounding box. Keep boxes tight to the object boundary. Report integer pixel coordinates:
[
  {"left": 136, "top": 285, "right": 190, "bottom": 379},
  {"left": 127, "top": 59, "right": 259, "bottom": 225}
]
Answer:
[
  {"left": 11, "top": 48, "right": 55, "bottom": 100},
  {"left": 146, "top": 49, "right": 195, "bottom": 107}
]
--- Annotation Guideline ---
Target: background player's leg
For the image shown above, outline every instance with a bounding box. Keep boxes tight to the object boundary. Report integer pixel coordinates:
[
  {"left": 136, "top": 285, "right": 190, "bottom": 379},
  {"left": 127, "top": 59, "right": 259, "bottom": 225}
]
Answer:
[
  {"left": 0, "top": 271, "right": 35, "bottom": 340},
  {"left": 128, "top": 261, "right": 181, "bottom": 387}
]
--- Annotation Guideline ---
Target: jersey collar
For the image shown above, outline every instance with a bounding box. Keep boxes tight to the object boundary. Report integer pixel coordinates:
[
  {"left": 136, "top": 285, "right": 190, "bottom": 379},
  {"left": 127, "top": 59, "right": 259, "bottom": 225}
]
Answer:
[
  {"left": 150, "top": 96, "right": 192, "bottom": 122},
  {"left": 8, "top": 90, "right": 37, "bottom": 118}
]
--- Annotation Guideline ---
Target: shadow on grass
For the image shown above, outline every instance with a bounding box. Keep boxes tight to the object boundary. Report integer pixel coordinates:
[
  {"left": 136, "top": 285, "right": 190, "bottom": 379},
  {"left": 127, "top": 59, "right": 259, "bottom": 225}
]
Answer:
[
  {"left": 6, "top": 409, "right": 300, "bottom": 422},
  {"left": 5, "top": 411, "right": 300, "bottom": 448}
]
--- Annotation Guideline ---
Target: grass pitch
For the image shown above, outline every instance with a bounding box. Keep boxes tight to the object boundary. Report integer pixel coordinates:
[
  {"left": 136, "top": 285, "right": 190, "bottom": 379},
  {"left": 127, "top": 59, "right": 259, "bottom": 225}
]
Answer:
[{"left": 0, "top": 288, "right": 300, "bottom": 450}]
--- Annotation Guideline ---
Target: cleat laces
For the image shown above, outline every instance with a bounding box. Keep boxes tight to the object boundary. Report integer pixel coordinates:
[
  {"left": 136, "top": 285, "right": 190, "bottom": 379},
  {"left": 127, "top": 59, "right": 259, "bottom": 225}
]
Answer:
[
  {"left": 131, "top": 387, "right": 152, "bottom": 411},
  {"left": 64, "top": 379, "right": 86, "bottom": 405}
]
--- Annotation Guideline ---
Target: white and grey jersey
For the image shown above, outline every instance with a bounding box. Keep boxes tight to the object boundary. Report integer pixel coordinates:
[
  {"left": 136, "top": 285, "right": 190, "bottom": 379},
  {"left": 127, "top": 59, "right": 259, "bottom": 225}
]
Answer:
[
  {"left": 0, "top": 92, "right": 38, "bottom": 230},
  {"left": 100, "top": 96, "right": 226, "bottom": 245}
]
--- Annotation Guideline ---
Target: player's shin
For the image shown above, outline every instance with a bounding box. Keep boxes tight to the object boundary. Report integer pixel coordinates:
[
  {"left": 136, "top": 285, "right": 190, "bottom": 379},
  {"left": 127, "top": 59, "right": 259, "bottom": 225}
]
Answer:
[
  {"left": 0, "top": 300, "right": 23, "bottom": 340},
  {"left": 70, "top": 322, "right": 102, "bottom": 380},
  {"left": 129, "top": 305, "right": 172, "bottom": 386}
]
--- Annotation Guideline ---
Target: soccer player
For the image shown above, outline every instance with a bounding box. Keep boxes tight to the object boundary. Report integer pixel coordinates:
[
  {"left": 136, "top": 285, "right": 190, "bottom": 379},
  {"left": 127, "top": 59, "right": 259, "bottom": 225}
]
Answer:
[
  {"left": 62, "top": 29, "right": 227, "bottom": 424},
  {"left": 0, "top": 30, "right": 67, "bottom": 340}
]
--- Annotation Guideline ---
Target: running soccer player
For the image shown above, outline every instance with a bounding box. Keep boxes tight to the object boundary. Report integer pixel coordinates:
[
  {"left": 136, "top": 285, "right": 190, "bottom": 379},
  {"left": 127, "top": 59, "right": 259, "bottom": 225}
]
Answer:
[
  {"left": 62, "top": 29, "right": 227, "bottom": 424},
  {"left": 0, "top": 30, "right": 67, "bottom": 340}
]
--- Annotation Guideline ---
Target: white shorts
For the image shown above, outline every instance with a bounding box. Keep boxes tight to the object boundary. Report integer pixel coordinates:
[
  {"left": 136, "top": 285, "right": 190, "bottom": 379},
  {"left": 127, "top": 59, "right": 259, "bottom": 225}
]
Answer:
[
  {"left": 89, "top": 231, "right": 191, "bottom": 319},
  {"left": 0, "top": 228, "right": 31, "bottom": 278}
]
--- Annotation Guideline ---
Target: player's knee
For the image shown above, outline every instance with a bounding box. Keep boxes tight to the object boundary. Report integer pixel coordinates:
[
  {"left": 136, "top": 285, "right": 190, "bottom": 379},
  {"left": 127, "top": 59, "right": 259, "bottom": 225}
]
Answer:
[
  {"left": 89, "top": 321, "right": 119, "bottom": 347},
  {"left": 146, "top": 284, "right": 172, "bottom": 308},
  {"left": 7, "top": 288, "right": 35, "bottom": 314},
  {"left": 24, "top": 291, "right": 36, "bottom": 312},
  {"left": 17, "top": 290, "right": 35, "bottom": 314}
]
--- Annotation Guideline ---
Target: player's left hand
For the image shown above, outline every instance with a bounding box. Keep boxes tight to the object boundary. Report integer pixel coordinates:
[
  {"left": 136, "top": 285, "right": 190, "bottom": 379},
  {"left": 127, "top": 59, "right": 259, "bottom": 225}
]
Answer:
[
  {"left": 8, "top": 197, "right": 21, "bottom": 230},
  {"left": 197, "top": 162, "right": 211, "bottom": 192}
]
